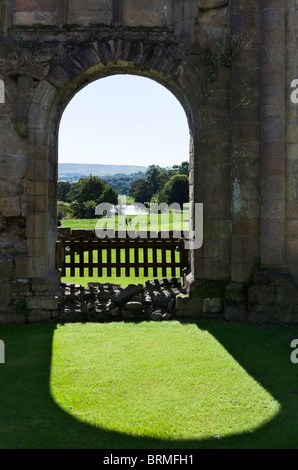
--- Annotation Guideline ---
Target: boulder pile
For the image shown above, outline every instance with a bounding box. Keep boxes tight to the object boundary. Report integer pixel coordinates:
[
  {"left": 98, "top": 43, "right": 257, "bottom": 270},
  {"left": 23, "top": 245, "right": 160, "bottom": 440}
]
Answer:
[{"left": 57, "top": 278, "right": 186, "bottom": 323}]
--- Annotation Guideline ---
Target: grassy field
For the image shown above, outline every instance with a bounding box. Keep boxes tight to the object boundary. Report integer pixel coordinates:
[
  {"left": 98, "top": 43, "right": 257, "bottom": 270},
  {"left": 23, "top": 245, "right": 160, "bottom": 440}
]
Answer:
[
  {"left": 60, "top": 210, "right": 189, "bottom": 233},
  {"left": 0, "top": 320, "right": 297, "bottom": 449}
]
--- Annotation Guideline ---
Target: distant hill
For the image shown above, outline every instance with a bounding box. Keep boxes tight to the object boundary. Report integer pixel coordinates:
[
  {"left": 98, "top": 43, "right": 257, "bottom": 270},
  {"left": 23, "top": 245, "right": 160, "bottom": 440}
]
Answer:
[{"left": 58, "top": 163, "right": 147, "bottom": 181}]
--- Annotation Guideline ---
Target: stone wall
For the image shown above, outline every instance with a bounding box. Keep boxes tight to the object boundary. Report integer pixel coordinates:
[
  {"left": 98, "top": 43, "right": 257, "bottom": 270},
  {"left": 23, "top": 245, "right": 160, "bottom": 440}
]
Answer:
[
  {"left": 286, "top": 0, "right": 298, "bottom": 281},
  {"left": 0, "top": 0, "right": 297, "bottom": 324}
]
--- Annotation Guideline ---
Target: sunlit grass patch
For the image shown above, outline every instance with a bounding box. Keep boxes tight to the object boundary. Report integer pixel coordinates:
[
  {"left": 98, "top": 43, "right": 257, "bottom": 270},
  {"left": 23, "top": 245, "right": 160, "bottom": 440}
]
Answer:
[{"left": 50, "top": 322, "right": 280, "bottom": 440}]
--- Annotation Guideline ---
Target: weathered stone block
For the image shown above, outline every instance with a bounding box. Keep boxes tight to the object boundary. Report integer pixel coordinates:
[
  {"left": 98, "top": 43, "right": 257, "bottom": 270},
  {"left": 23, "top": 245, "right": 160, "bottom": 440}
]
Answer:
[
  {"left": 275, "top": 287, "right": 298, "bottom": 305},
  {"left": 0, "top": 259, "right": 14, "bottom": 278},
  {"left": 0, "top": 307, "right": 26, "bottom": 325},
  {"left": 0, "top": 282, "right": 11, "bottom": 307},
  {"left": 225, "top": 282, "right": 247, "bottom": 304},
  {"left": 175, "top": 294, "right": 203, "bottom": 318},
  {"left": 248, "top": 286, "right": 275, "bottom": 305},
  {"left": 224, "top": 304, "right": 247, "bottom": 322},
  {"left": 0, "top": 197, "right": 21, "bottom": 217},
  {"left": 14, "top": 11, "right": 57, "bottom": 26},
  {"left": 0, "top": 182, "right": 23, "bottom": 198},
  {"left": 0, "top": 215, "right": 6, "bottom": 231},
  {"left": 200, "top": 0, "right": 228, "bottom": 10},
  {"left": 0, "top": 156, "right": 27, "bottom": 180},
  {"left": 68, "top": 0, "right": 112, "bottom": 26},
  {"left": 122, "top": 0, "right": 167, "bottom": 27},
  {"left": 12, "top": 279, "right": 30, "bottom": 294},
  {"left": 32, "top": 276, "right": 55, "bottom": 293},
  {"left": 203, "top": 298, "right": 223, "bottom": 314},
  {"left": 189, "top": 279, "right": 225, "bottom": 298},
  {"left": 26, "top": 296, "right": 58, "bottom": 310},
  {"left": 248, "top": 305, "right": 298, "bottom": 324},
  {"left": 27, "top": 310, "right": 52, "bottom": 323}
]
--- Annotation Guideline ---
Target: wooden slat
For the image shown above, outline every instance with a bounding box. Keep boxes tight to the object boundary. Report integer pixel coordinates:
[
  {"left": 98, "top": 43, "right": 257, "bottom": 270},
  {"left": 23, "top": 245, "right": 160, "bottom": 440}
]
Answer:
[
  {"left": 162, "top": 244, "right": 167, "bottom": 278},
  {"left": 171, "top": 247, "right": 176, "bottom": 277},
  {"left": 143, "top": 245, "right": 149, "bottom": 277},
  {"left": 116, "top": 242, "right": 121, "bottom": 277},
  {"left": 125, "top": 246, "right": 130, "bottom": 277},
  {"left": 70, "top": 242, "right": 75, "bottom": 277},
  {"left": 135, "top": 245, "right": 139, "bottom": 277},
  {"left": 106, "top": 245, "right": 112, "bottom": 277},
  {"left": 152, "top": 245, "right": 158, "bottom": 277},
  {"left": 79, "top": 237, "right": 84, "bottom": 277},
  {"left": 88, "top": 246, "right": 93, "bottom": 277},
  {"left": 97, "top": 247, "right": 102, "bottom": 277}
]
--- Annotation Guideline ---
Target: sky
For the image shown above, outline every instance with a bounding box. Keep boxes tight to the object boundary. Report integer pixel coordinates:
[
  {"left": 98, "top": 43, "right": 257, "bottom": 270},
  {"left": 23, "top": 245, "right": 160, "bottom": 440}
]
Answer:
[{"left": 58, "top": 75, "right": 190, "bottom": 168}]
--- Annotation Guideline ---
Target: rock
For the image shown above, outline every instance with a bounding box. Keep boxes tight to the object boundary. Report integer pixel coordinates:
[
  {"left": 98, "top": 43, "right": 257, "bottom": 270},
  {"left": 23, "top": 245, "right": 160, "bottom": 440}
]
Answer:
[
  {"left": 65, "top": 292, "right": 80, "bottom": 302},
  {"left": 167, "top": 298, "right": 176, "bottom": 312},
  {"left": 150, "top": 310, "right": 163, "bottom": 321},
  {"left": 151, "top": 294, "right": 169, "bottom": 308},
  {"left": 82, "top": 291, "right": 95, "bottom": 301},
  {"left": 57, "top": 310, "right": 84, "bottom": 323},
  {"left": 88, "top": 282, "right": 103, "bottom": 289},
  {"left": 87, "top": 311, "right": 110, "bottom": 322},
  {"left": 107, "top": 301, "right": 116, "bottom": 310},
  {"left": 98, "top": 289, "right": 111, "bottom": 301},
  {"left": 162, "top": 312, "right": 172, "bottom": 321},
  {"left": 110, "top": 307, "right": 120, "bottom": 317},
  {"left": 82, "top": 303, "right": 96, "bottom": 314},
  {"left": 122, "top": 310, "right": 135, "bottom": 320},
  {"left": 112, "top": 284, "right": 144, "bottom": 304},
  {"left": 125, "top": 301, "right": 143, "bottom": 311}
]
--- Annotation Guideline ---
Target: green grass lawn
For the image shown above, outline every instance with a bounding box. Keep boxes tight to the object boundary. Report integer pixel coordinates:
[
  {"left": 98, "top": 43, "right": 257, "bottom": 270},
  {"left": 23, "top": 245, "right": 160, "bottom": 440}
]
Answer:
[
  {"left": 0, "top": 320, "right": 297, "bottom": 449},
  {"left": 60, "top": 211, "right": 189, "bottom": 233}
]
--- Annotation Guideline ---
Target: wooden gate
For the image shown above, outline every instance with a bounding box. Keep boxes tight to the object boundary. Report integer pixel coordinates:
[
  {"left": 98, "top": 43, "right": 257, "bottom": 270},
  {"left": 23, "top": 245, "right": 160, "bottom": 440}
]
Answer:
[{"left": 56, "top": 233, "right": 189, "bottom": 279}]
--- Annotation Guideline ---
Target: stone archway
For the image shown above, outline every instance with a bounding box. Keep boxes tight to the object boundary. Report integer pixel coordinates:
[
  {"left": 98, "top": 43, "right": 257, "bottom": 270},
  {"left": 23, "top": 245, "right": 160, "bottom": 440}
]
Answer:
[
  {"left": 27, "top": 41, "right": 196, "bottom": 307},
  {"left": 23, "top": 36, "right": 233, "bottom": 322}
]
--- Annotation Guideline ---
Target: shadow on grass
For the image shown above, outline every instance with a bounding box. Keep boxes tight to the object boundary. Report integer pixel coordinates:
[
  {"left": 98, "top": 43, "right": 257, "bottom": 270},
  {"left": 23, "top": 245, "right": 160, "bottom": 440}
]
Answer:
[{"left": 0, "top": 320, "right": 297, "bottom": 449}]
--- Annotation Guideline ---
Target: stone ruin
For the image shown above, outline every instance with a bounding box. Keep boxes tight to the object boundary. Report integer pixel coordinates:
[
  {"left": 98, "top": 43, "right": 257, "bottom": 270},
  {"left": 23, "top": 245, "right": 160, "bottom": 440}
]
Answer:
[
  {"left": 57, "top": 278, "right": 186, "bottom": 324},
  {"left": 0, "top": 1, "right": 298, "bottom": 324}
]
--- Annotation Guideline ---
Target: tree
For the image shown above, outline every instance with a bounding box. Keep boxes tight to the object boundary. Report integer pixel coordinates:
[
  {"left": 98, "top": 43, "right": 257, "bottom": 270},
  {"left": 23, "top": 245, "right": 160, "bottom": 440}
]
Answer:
[
  {"left": 100, "top": 186, "right": 119, "bottom": 206},
  {"left": 70, "top": 200, "right": 97, "bottom": 219},
  {"left": 76, "top": 175, "right": 106, "bottom": 204},
  {"left": 156, "top": 171, "right": 171, "bottom": 192},
  {"left": 57, "top": 181, "right": 71, "bottom": 202},
  {"left": 172, "top": 161, "right": 189, "bottom": 176},
  {"left": 57, "top": 201, "right": 71, "bottom": 220},
  {"left": 66, "top": 182, "right": 81, "bottom": 203},
  {"left": 160, "top": 174, "right": 189, "bottom": 206},
  {"left": 146, "top": 165, "right": 162, "bottom": 194},
  {"left": 129, "top": 179, "right": 154, "bottom": 204}
]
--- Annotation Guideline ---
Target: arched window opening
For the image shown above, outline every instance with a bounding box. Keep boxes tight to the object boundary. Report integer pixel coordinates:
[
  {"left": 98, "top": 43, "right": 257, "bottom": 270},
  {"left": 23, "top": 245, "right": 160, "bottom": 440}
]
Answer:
[{"left": 57, "top": 75, "right": 190, "bottom": 289}]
